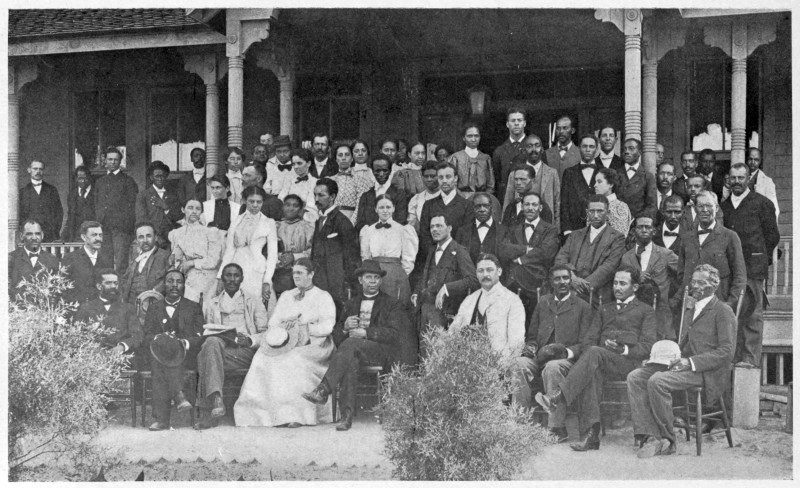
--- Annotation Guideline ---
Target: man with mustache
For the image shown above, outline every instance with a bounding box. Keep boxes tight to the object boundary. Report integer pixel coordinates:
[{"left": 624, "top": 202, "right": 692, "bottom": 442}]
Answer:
[
  {"left": 502, "top": 134, "right": 559, "bottom": 229},
  {"left": 697, "top": 149, "right": 726, "bottom": 203},
  {"left": 120, "top": 222, "right": 170, "bottom": 304},
  {"left": 62, "top": 220, "right": 114, "bottom": 305},
  {"left": 720, "top": 163, "right": 779, "bottom": 368},
  {"left": 627, "top": 264, "right": 735, "bottom": 457},
  {"left": 653, "top": 195, "right": 686, "bottom": 255},
  {"left": 722, "top": 148, "right": 780, "bottom": 219},
  {"left": 492, "top": 107, "right": 528, "bottom": 199},
  {"left": 309, "top": 133, "right": 337, "bottom": 179},
  {"left": 544, "top": 115, "right": 581, "bottom": 181},
  {"left": 19, "top": 160, "right": 63, "bottom": 242},
  {"left": 9, "top": 219, "right": 60, "bottom": 297}
]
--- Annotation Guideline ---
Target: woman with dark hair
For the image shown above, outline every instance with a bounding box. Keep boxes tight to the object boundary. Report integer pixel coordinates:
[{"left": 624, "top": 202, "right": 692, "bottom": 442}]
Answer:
[
  {"left": 202, "top": 174, "right": 241, "bottom": 232},
  {"left": 434, "top": 142, "right": 452, "bottom": 164},
  {"left": 358, "top": 194, "right": 418, "bottom": 304},
  {"left": 330, "top": 142, "right": 372, "bottom": 224},
  {"left": 351, "top": 139, "right": 376, "bottom": 185},
  {"left": 594, "top": 167, "right": 632, "bottom": 235},
  {"left": 448, "top": 122, "right": 494, "bottom": 198},
  {"left": 169, "top": 198, "right": 224, "bottom": 301},
  {"left": 274, "top": 194, "right": 315, "bottom": 297},
  {"left": 225, "top": 146, "right": 246, "bottom": 204},
  {"left": 234, "top": 257, "right": 336, "bottom": 427},
  {"left": 218, "top": 185, "right": 278, "bottom": 308}
]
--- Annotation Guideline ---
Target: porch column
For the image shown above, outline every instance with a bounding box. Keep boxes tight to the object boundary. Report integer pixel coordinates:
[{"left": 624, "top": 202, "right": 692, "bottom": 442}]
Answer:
[
  {"left": 278, "top": 71, "right": 295, "bottom": 138},
  {"left": 227, "top": 55, "right": 245, "bottom": 149},
  {"left": 255, "top": 42, "right": 296, "bottom": 139},
  {"left": 184, "top": 52, "right": 228, "bottom": 177},
  {"left": 8, "top": 59, "right": 39, "bottom": 246}
]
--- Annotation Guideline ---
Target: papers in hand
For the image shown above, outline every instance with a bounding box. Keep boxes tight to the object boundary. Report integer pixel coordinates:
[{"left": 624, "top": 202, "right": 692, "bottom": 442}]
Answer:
[{"left": 202, "top": 324, "right": 238, "bottom": 343}]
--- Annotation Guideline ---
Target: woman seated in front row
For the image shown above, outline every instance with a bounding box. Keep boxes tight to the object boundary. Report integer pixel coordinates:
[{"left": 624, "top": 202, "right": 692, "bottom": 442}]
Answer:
[{"left": 234, "top": 258, "right": 336, "bottom": 427}]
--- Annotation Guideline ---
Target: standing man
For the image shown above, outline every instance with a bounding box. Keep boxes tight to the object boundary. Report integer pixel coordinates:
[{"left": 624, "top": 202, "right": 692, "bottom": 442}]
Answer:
[
  {"left": 720, "top": 163, "right": 780, "bottom": 368},
  {"left": 653, "top": 195, "right": 686, "bottom": 254},
  {"left": 673, "top": 151, "right": 697, "bottom": 202},
  {"left": 61, "top": 221, "right": 114, "bottom": 305},
  {"left": 19, "top": 160, "right": 63, "bottom": 242},
  {"left": 63, "top": 166, "right": 96, "bottom": 241},
  {"left": 95, "top": 146, "right": 138, "bottom": 272},
  {"left": 555, "top": 195, "right": 626, "bottom": 306},
  {"left": 594, "top": 125, "right": 624, "bottom": 171},
  {"left": 697, "top": 149, "right": 725, "bottom": 203},
  {"left": 655, "top": 143, "right": 666, "bottom": 166},
  {"left": 355, "top": 154, "right": 408, "bottom": 232},
  {"left": 9, "top": 219, "right": 60, "bottom": 295},
  {"left": 406, "top": 160, "right": 440, "bottom": 233},
  {"left": 177, "top": 148, "right": 207, "bottom": 207},
  {"left": 621, "top": 216, "right": 678, "bottom": 340},
  {"left": 225, "top": 147, "right": 246, "bottom": 205},
  {"left": 515, "top": 264, "right": 593, "bottom": 441},
  {"left": 278, "top": 148, "right": 319, "bottom": 221},
  {"left": 120, "top": 222, "right": 170, "bottom": 304},
  {"left": 560, "top": 134, "right": 600, "bottom": 237},
  {"left": 264, "top": 135, "right": 293, "bottom": 197},
  {"left": 733, "top": 147, "right": 779, "bottom": 219},
  {"left": 545, "top": 115, "right": 581, "bottom": 181},
  {"left": 310, "top": 133, "right": 337, "bottom": 179},
  {"left": 418, "top": 162, "right": 474, "bottom": 265},
  {"left": 656, "top": 161, "right": 679, "bottom": 211},
  {"left": 492, "top": 107, "right": 527, "bottom": 199},
  {"left": 310, "top": 178, "right": 360, "bottom": 305},
  {"left": 502, "top": 166, "right": 552, "bottom": 227},
  {"left": 536, "top": 268, "right": 656, "bottom": 451},
  {"left": 617, "top": 139, "right": 658, "bottom": 219},
  {"left": 249, "top": 143, "right": 270, "bottom": 171},
  {"left": 503, "top": 134, "right": 560, "bottom": 229},
  {"left": 455, "top": 193, "right": 518, "bottom": 268},
  {"left": 135, "top": 161, "right": 182, "bottom": 246}
]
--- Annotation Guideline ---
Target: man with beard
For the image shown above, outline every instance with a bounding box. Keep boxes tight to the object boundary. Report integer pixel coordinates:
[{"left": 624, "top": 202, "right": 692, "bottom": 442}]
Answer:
[
  {"left": 249, "top": 143, "right": 270, "bottom": 171},
  {"left": 720, "top": 163, "right": 779, "bottom": 368},
  {"left": 560, "top": 134, "right": 600, "bottom": 237},
  {"left": 144, "top": 269, "right": 205, "bottom": 431},
  {"left": 239, "top": 164, "right": 283, "bottom": 221},
  {"left": 493, "top": 107, "right": 527, "bottom": 199},
  {"left": 502, "top": 134, "right": 560, "bottom": 229},
  {"left": 722, "top": 148, "right": 779, "bottom": 219},
  {"left": 653, "top": 195, "right": 686, "bottom": 254},
  {"left": 310, "top": 133, "right": 337, "bottom": 179},
  {"left": 9, "top": 219, "right": 60, "bottom": 296},
  {"left": 62, "top": 220, "right": 114, "bottom": 304},
  {"left": 673, "top": 151, "right": 698, "bottom": 202},
  {"left": 120, "top": 222, "right": 170, "bottom": 304},
  {"left": 594, "top": 125, "right": 624, "bottom": 172},
  {"left": 627, "top": 264, "right": 735, "bottom": 457},
  {"left": 697, "top": 149, "right": 726, "bottom": 203},
  {"left": 310, "top": 178, "right": 360, "bottom": 304},
  {"left": 74, "top": 268, "right": 143, "bottom": 356},
  {"left": 94, "top": 146, "right": 138, "bottom": 272},
  {"left": 656, "top": 161, "right": 679, "bottom": 211},
  {"left": 177, "top": 148, "right": 207, "bottom": 207},
  {"left": 264, "top": 136, "right": 294, "bottom": 197},
  {"left": 545, "top": 115, "right": 581, "bottom": 181},
  {"left": 19, "top": 160, "right": 63, "bottom": 242},
  {"left": 355, "top": 154, "right": 408, "bottom": 232},
  {"left": 617, "top": 138, "right": 658, "bottom": 219},
  {"left": 536, "top": 268, "right": 656, "bottom": 451}
]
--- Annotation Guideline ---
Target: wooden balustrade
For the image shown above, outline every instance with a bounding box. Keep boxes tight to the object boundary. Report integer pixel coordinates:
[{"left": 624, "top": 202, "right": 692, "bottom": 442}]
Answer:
[{"left": 769, "top": 236, "right": 792, "bottom": 296}]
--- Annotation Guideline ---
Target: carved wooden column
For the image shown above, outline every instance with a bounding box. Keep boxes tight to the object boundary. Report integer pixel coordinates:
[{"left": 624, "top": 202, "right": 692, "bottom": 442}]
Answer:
[
  {"left": 227, "top": 55, "right": 245, "bottom": 149},
  {"left": 184, "top": 52, "right": 227, "bottom": 177},
  {"left": 8, "top": 59, "right": 39, "bottom": 246},
  {"left": 277, "top": 70, "right": 295, "bottom": 138},
  {"left": 255, "top": 40, "right": 296, "bottom": 139}
]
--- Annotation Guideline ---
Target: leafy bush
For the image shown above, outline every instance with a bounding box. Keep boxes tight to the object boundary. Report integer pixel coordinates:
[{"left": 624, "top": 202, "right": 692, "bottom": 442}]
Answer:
[
  {"left": 379, "top": 323, "right": 552, "bottom": 481},
  {"left": 8, "top": 269, "right": 128, "bottom": 478}
]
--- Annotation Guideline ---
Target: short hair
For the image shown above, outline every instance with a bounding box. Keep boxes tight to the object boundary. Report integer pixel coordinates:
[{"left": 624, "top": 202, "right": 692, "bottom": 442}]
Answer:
[
  {"left": 294, "top": 257, "right": 317, "bottom": 274},
  {"left": 246, "top": 163, "right": 267, "bottom": 183},
  {"left": 680, "top": 150, "right": 696, "bottom": 160},
  {"left": 462, "top": 121, "right": 481, "bottom": 136},
  {"left": 315, "top": 177, "right": 338, "bottom": 197},
  {"left": 434, "top": 142, "right": 453, "bottom": 155},
  {"left": 514, "top": 165, "right": 535, "bottom": 180},
  {"left": 596, "top": 168, "right": 620, "bottom": 193},
  {"left": 221, "top": 263, "right": 244, "bottom": 277},
  {"left": 190, "top": 147, "right": 206, "bottom": 158},
  {"left": 134, "top": 221, "right": 156, "bottom": 235},
  {"left": 550, "top": 263, "right": 573, "bottom": 278},
  {"left": 616, "top": 266, "right": 641, "bottom": 284},
  {"left": 207, "top": 174, "right": 231, "bottom": 188},
  {"left": 435, "top": 161, "right": 457, "bottom": 175},
  {"left": 521, "top": 191, "right": 542, "bottom": 204},
  {"left": 290, "top": 147, "right": 312, "bottom": 162},
  {"left": 506, "top": 107, "right": 526, "bottom": 120},
  {"left": 694, "top": 263, "right": 720, "bottom": 290},
  {"left": 696, "top": 190, "right": 719, "bottom": 208},
  {"left": 105, "top": 146, "right": 122, "bottom": 158},
  {"left": 625, "top": 138, "right": 642, "bottom": 152},
  {"left": 687, "top": 175, "right": 707, "bottom": 189},
  {"left": 333, "top": 141, "right": 352, "bottom": 156},
  {"left": 146, "top": 160, "right": 170, "bottom": 177},
  {"left": 312, "top": 133, "right": 329, "bottom": 144},
  {"left": 283, "top": 193, "right": 305, "bottom": 208},
  {"left": 241, "top": 184, "right": 268, "bottom": 202},
  {"left": 586, "top": 194, "right": 609, "bottom": 209},
  {"left": 661, "top": 194, "right": 685, "bottom": 211},
  {"left": 74, "top": 166, "right": 92, "bottom": 178},
  {"left": 597, "top": 124, "right": 617, "bottom": 135},
  {"left": 379, "top": 138, "right": 397, "bottom": 151},
  {"left": 165, "top": 268, "right": 185, "bottom": 282},
  {"left": 94, "top": 267, "right": 117, "bottom": 285},
  {"left": 579, "top": 133, "right": 598, "bottom": 147},
  {"left": 422, "top": 160, "right": 439, "bottom": 173},
  {"left": 657, "top": 161, "right": 676, "bottom": 173},
  {"left": 408, "top": 141, "right": 426, "bottom": 155},
  {"left": 729, "top": 162, "right": 750, "bottom": 175},
  {"left": 226, "top": 147, "right": 246, "bottom": 160},
  {"left": 556, "top": 114, "right": 575, "bottom": 127},
  {"left": 370, "top": 153, "right": 393, "bottom": 169},
  {"left": 21, "top": 219, "right": 42, "bottom": 231},
  {"left": 476, "top": 253, "right": 501, "bottom": 269},
  {"left": 80, "top": 220, "right": 102, "bottom": 236},
  {"left": 375, "top": 193, "right": 395, "bottom": 208},
  {"left": 430, "top": 213, "right": 450, "bottom": 227},
  {"left": 351, "top": 139, "right": 370, "bottom": 155},
  {"left": 472, "top": 192, "right": 492, "bottom": 205},
  {"left": 698, "top": 148, "right": 716, "bottom": 160},
  {"left": 252, "top": 143, "right": 268, "bottom": 152}
]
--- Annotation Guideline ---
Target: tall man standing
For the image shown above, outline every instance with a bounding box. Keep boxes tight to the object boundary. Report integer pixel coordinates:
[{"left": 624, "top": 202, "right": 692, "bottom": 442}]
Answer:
[
  {"left": 19, "top": 160, "right": 63, "bottom": 242},
  {"left": 135, "top": 161, "right": 182, "bottom": 246},
  {"left": 545, "top": 115, "right": 581, "bottom": 181},
  {"left": 617, "top": 138, "right": 658, "bottom": 219},
  {"left": 560, "top": 134, "right": 600, "bottom": 237},
  {"left": 720, "top": 163, "right": 779, "bottom": 368},
  {"left": 177, "top": 148, "right": 207, "bottom": 207},
  {"left": 418, "top": 162, "right": 474, "bottom": 265},
  {"left": 503, "top": 134, "right": 560, "bottom": 229},
  {"left": 674, "top": 150, "right": 698, "bottom": 201},
  {"left": 594, "top": 125, "right": 624, "bottom": 171},
  {"left": 698, "top": 149, "right": 726, "bottom": 203},
  {"left": 653, "top": 195, "right": 686, "bottom": 255},
  {"left": 310, "top": 133, "right": 337, "bottom": 179},
  {"left": 95, "top": 146, "right": 138, "bottom": 272},
  {"left": 355, "top": 154, "right": 408, "bottom": 232},
  {"left": 492, "top": 107, "right": 527, "bottom": 199},
  {"left": 656, "top": 161, "right": 679, "bottom": 211},
  {"left": 64, "top": 166, "right": 96, "bottom": 241}
]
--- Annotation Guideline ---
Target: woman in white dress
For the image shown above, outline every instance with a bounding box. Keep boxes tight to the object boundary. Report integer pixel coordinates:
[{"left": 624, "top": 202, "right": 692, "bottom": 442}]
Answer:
[
  {"left": 168, "top": 198, "right": 224, "bottom": 301},
  {"left": 202, "top": 174, "right": 241, "bottom": 233},
  {"left": 359, "top": 194, "right": 418, "bottom": 305},
  {"left": 217, "top": 186, "right": 278, "bottom": 309},
  {"left": 234, "top": 258, "right": 336, "bottom": 427}
]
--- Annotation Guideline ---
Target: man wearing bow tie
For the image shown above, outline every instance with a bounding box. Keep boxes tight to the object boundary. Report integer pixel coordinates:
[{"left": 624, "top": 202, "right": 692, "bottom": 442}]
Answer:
[
  {"left": 594, "top": 125, "right": 625, "bottom": 172},
  {"left": 653, "top": 195, "right": 685, "bottom": 255},
  {"left": 9, "top": 219, "right": 60, "bottom": 298},
  {"left": 95, "top": 146, "right": 138, "bottom": 273},
  {"left": 19, "top": 160, "right": 63, "bottom": 242},
  {"left": 264, "top": 135, "right": 294, "bottom": 197},
  {"left": 120, "top": 222, "right": 169, "bottom": 304},
  {"left": 279, "top": 148, "right": 319, "bottom": 221},
  {"left": 492, "top": 107, "right": 528, "bottom": 199},
  {"left": 502, "top": 134, "right": 560, "bottom": 229},
  {"left": 303, "top": 260, "right": 416, "bottom": 431},
  {"left": 627, "top": 264, "right": 735, "bottom": 457},
  {"left": 64, "top": 166, "right": 97, "bottom": 241},
  {"left": 560, "top": 134, "right": 601, "bottom": 237},
  {"left": 456, "top": 193, "right": 518, "bottom": 268},
  {"left": 544, "top": 115, "right": 581, "bottom": 181},
  {"left": 536, "top": 267, "right": 656, "bottom": 452},
  {"left": 617, "top": 139, "right": 658, "bottom": 220},
  {"left": 177, "top": 148, "right": 207, "bottom": 207},
  {"left": 355, "top": 154, "right": 408, "bottom": 232},
  {"left": 62, "top": 220, "right": 114, "bottom": 305}
]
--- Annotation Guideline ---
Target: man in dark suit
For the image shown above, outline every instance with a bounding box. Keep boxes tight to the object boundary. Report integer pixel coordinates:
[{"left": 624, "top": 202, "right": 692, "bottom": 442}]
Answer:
[
  {"left": 698, "top": 149, "right": 727, "bottom": 203},
  {"left": 501, "top": 165, "right": 554, "bottom": 227},
  {"left": 536, "top": 268, "right": 656, "bottom": 451},
  {"left": 95, "top": 146, "right": 138, "bottom": 272},
  {"left": 303, "top": 260, "right": 416, "bottom": 431},
  {"left": 544, "top": 115, "right": 581, "bottom": 181},
  {"left": 19, "top": 160, "right": 63, "bottom": 242},
  {"left": 176, "top": 148, "right": 207, "bottom": 207},
  {"left": 412, "top": 214, "right": 479, "bottom": 355},
  {"left": 560, "top": 135, "right": 600, "bottom": 237},
  {"left": 621, "top": 216, "right": 678, "bottom": 340},
  {"left": 73, "top": 267, "right": 143, "bottom": 356},
  {"left": 143, "top": 269, "right": 205, "bottom": 431},
  {"left": 673, "top": 151, "right": 698, "bottom": 201},
  {"left": 120, "top": 222, "right": 170, "bottom": 304},
  {"left": 311, "top": 178, "right": 360, "bottom": 305},
  {"left": 61, "top": 220, "right": 114, "bottom": 305},
  {"left": 656, "top": 161, "right": 685, "bottom": 210},
  {"left": 653, "top": 195, "right": 685, "bottom": 255},
  {"left": 505, "top": 192, "right": 560, "bottom": 319},
  {"left": 617, "top": 138, "right": 658, "bottom": 219},
  {"left": 455, "top": 193, "right": 518, "bottom": 268},
  {"left": 9, "top": 219, "right": 60, "bottom": 297},
  {"left": 238, "top": 164, "right": 283, "bottom": 221},
  {"left": 492, "top": 107, "right": 527, "bottom": 199},
  {"left": 309, "top": 133, "right": 337, "bottom": 179},
  {"left": 594, "top": 125, "right": 625, "bottom": 172},
  {"left": 627, "top": 264, "right": 735, "bottom": 457},
  {"left": 721, "top": 163, "right": 780, "bottom": 368},
  {"left": 135, "top": 161, "right": 183, "bottom": 247},
  {"left": 515, "top": 264, "right": 593, "bottom": 442},
  {"left": 675, "top": 191, "right": 746, "bottom": 312},
  {"left": 554, "top": 195, "right": 626, "bottom": 306},
  {"left": 355, "top": 155, "right": 408, "bottom": 232},
  {"left": 64, "top": 166, "right": 96, "bottom": 241}
]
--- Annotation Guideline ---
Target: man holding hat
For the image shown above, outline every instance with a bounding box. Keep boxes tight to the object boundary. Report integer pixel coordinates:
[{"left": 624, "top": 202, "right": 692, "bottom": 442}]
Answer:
[
  {"left": 626, "top": 264, "right": 735, "bottom": 457},
  {"left": 265, "top": 135, "right": 294, "bottom": 197},
  {"left": 143, "top": 269, "right": 205, "bottom": 431},
  {"left": 302, "top": 260, "right": 417, "bottom": 431}
]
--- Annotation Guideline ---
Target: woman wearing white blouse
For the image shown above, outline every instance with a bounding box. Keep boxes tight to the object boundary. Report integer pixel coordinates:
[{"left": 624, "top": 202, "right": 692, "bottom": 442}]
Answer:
[
  {"left": 359, "top": 194, "right": 419, "bottom": 304},
  {"left": 594, "top": 167, "right": 633, "bottom": 237}
]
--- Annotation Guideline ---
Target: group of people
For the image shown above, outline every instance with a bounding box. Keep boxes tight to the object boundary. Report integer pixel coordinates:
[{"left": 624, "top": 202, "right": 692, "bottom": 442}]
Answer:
[{"left": 10, "top": 107, "right": 780, "bottom": 452}]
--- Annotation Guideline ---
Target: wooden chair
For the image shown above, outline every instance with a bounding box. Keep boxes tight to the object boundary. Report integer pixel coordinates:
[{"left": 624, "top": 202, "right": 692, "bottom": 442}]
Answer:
[
  {"left": 331, "top": 365, "right": 384, "bottom": 422},
  {"left": 139, "top": 369, "right": 197, "bottom": 427},
  {"left": 106, "top": 369, "right": 138, "bottom": 427},
  {"left": 674, "top": 387, "right": 734, "bottom": 455}
]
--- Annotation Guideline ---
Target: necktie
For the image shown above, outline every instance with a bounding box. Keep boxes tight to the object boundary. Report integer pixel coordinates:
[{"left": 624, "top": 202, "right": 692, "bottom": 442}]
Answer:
[
  {"left": 339, "top": 171, "right": 353, "bottom": 178},
  {"left": 627, "top": 165, "right": 636, "bottom": 176},
  {"left": 579, "top": 163, "right": 597, "bottom": 170},
  {"left": 559, "top": 145, "right": 568, "bottom": 152},
  {"left": 296, "top": 176, "right": 309, "bottom": 183},
  {"left": 375, "top": 222, "right": 391, "bottom": 230},
  {"left": 28, "top": 252, "right": 39, "bottom": 257},
  {"left": 697, "top": 228, "right": 712, "bottom": 235},
  {"left": 278, "top": 163, "right": 292, "bottom": 172},
  {"left": 80, "top": 188, "right": 86, "bottom": 198},
  {"left": 617, "top": 301, "right": 625, "bottom": 310},
  {"left": 636, "top": 246, "right": 644, "bottom": 266},
  {"left": 362, "top": 295, "right": 376, "bottom": 301},
  {"left": 32, "top": 181, "right": 42, "bottom": 187},
  {"left": 477, "top": 222, "right": 489, "bottom": 229},
  {"left": 664, "top": 230, "right": 679, "bottom": 237},
  {"left": 526, "top": 223, "right": 536, "bottom": 231}
]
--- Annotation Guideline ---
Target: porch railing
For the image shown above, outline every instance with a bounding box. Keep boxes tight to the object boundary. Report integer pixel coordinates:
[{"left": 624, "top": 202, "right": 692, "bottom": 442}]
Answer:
[{"left": 768, "top": 236, "right": 792, "bottom": 296}]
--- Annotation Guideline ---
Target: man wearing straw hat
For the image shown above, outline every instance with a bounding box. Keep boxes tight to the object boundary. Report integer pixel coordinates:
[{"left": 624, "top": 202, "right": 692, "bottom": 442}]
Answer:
[{"left": 626, "top": 264, "right": 736, "bottom": 457}]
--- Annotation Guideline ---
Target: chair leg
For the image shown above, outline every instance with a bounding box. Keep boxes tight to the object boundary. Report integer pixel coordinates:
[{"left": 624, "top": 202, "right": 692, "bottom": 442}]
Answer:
[
  {"left": 331, "top": 391, "right": 338, "bottom": 423},
  {"left": 683, "top": 390, "right": 691, "bottom": 441},
  {"left": 719, "top": 396, "right": 734, "bottom": 448},
  {"left": 130, "top": 375, "right": 137, "bottom": 428},
  {"left": 695, "top": 389, "right": 703, "bottom": 456},
  {"left": 141, "top": 376, "right": 148, "bottom": 428}
]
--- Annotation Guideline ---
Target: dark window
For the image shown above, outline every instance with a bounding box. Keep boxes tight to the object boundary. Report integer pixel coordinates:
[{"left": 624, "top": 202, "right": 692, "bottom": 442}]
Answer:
[
  {"left": 149, "top": 89, "right": 206, "bottom": 171},
  {"left": 72, "top": 90, "right": 126, "bottom": 172}
]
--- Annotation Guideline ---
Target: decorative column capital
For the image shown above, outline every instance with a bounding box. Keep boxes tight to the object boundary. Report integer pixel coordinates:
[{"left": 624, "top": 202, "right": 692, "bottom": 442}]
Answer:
[
  {"left": 8, "top": 58, "right": 39, "bottom": 95},
  {"left": 704, "top": 19, "right": 777, "bottom": 60},
  {"left": 225, "top": 9, "right": 276, "bottom": 58},
  {"left": 642, "top": 14, "right": 686, "bottom": 64},
  {"left": 182, "top": 51, "right": 228, "bottom": 85},
  {"left": 254, "top": 40, "right": 296, "bottom": 84},
  {"left": 595, "top": 9, "right": 641, "bottom": 36}
]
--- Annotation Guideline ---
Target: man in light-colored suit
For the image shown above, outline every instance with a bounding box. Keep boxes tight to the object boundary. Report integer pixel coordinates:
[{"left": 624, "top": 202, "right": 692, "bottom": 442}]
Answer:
[
  {"left": 503, "top": 134, "right": 561, "bottom": 230},
  {"left": 544, "top": 115, "right": 581, "bottom": 181}
]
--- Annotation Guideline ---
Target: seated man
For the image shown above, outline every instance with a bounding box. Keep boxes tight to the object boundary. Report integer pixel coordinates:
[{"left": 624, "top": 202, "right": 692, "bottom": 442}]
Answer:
[
  {"left": 515, "top": 264, "right": 592, "bottom": 442},
  {"left": 73, "top": 268, "right": 143, "bottom": 358},
  {"left": 120, "top": 222, "right": 169, "bottom": 304},
  {"left": 302, "top": 260, "right": 417, "bottom": 431},
  {"left": 9, "top": 219, "right": 60, "bottom": 298},
  {"left": 195, "top": 263, "right": 268, "bottom": 429},
  {"left": 143, "top": 269, "right": 205, "bottom": 431},
  {"left": 536, "top": 268, "right": 656, "bottom": 452},
  {"left": 627, "top": 264, "right": 735, "bottom": 457},
  {"left": 61, "top": 220, "right": 114, "bottom": 305}
]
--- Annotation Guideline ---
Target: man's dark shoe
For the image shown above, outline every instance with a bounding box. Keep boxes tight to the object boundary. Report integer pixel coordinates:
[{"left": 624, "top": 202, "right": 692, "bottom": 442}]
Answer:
[
  {"left": 637, "top": 437, "right": 665, "bottom": 458},
  {"left": 148, "top": 421, "right": 169, "bottom": 431},
  {"left": 336, "top": 408, "right": 354, "bottom": 431},
  {"left": 211, "top": 393, "right": 225, "bottom": 418},
  {"left": 661, "top": 439, "right": 677, "bottom": 455},
  {"left": 549, "top": 427, "right": 568, "bottom": 443},
  {"left": 634, "top": 434, "right": 650, "bottom": 450},
  {"left": 534, "top": 390, "right": 562, "bottom": 413},
  {"left": 286, "top": 422, "right": 303, "bottom": 428},
  {"left": 174, "top": 391, "right": 192, "bottom": 412},
  {"left": 302, "top": 383, "right": 331, "bottom": 405},
  {"left": 570, "top": 435, "right": 600, "bottom": 452}
]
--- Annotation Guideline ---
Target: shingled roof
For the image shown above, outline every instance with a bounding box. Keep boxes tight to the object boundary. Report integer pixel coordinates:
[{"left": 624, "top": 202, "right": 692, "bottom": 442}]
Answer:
[{"left": 9, "top": 9, "right": 204, "bottom": 40}]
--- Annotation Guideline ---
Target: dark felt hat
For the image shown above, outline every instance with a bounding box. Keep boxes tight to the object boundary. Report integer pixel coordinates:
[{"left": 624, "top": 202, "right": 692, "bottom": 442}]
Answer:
[
  {"left": 150, "top": 333, "right": 186, "bottom": 368},
  {"left": 273, "top": 135, "right": 292, "bottom": 149},
  {"left": 354, "top": 259, "right": 387, "bottom": 278}
]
